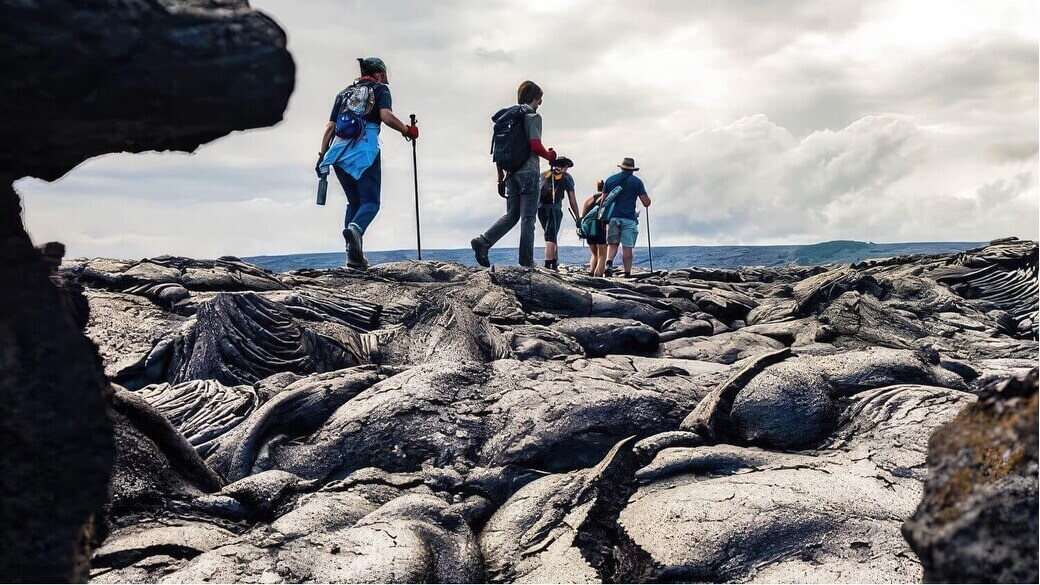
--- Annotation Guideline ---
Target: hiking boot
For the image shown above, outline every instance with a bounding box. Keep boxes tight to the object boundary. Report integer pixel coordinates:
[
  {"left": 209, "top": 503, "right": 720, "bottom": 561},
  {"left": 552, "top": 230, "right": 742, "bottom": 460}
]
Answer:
[
  {"left": 345, "top": 257, "right": 370, "bottom": 270},
  {"left": 471, "top": 236, "right": 490, "bottom": 267},
  {"left": 345, "top": 224, "right": 366, "bottom": 266}
]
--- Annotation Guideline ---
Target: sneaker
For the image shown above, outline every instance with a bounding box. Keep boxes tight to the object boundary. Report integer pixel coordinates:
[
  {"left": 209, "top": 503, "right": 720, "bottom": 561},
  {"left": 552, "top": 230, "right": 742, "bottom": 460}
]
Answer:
[
  {"left": 471, "top": 236, "right": 490, "bottom": 267},
  {"left": 345, "top": 224, "right": 366, "bottom": 266}
]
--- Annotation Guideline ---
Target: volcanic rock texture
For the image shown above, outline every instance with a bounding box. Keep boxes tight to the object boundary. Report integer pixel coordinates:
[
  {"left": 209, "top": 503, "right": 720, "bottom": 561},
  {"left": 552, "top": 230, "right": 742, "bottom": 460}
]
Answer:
[
  {"left": 66, "top": 238, "right": 1038, "bottom": 583},
  {"left": 0, "top": 0, "right": 293, "bottom": 580}
]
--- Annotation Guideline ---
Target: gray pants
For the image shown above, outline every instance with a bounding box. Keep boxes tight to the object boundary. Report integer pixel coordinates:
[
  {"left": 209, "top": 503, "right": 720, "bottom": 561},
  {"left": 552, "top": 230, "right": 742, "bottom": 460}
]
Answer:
[{"left": 481, "top": 172, "right": 540, "bottom": 267}]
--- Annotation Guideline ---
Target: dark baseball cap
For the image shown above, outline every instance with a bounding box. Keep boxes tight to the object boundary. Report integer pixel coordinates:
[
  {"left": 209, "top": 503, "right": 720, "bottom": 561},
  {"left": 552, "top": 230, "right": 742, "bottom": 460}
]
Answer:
[{"left": 358, "top": 57, "right": 388, "bottom": 82}]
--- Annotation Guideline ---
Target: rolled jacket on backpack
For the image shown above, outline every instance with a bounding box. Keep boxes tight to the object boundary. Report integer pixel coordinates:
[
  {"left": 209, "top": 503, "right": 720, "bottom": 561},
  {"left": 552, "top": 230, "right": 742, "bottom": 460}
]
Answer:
[{"left": 320, "top": 122, "right": 381, "bottom": 180}]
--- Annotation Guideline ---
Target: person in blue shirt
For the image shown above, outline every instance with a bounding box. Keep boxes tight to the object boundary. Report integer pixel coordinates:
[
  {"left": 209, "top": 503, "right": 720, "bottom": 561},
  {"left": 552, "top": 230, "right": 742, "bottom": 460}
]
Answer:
[
  {"left": 317, "top": 57, "right": 418, "bottom": 270},
  {"left": 603, "top": 157, "right": 651, "bottom": 277}
]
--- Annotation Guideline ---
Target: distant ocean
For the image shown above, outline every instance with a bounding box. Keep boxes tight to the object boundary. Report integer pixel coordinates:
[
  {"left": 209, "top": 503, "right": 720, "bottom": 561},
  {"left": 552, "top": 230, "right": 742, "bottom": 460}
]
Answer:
[{"left": 244, "top": 240, "right": 983, "bottom": 273}]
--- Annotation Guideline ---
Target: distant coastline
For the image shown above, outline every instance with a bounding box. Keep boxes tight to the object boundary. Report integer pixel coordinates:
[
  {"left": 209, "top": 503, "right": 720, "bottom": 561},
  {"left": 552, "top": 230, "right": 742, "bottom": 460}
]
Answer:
[{"left": 244, "top": 240, "right": 984, "bottom": 273}]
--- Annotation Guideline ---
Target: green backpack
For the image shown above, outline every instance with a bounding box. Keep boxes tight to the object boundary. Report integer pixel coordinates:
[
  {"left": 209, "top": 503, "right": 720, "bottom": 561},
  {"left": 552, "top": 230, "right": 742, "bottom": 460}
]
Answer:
[{"left": 579, "top": 176, "right": 630, "bottom": 236}]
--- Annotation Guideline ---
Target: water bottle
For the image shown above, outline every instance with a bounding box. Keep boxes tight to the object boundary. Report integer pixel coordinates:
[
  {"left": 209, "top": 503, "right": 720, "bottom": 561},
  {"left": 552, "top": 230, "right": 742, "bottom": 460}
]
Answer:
[{"left": 316, "top": 175, "right": 328, "bottom": 206}]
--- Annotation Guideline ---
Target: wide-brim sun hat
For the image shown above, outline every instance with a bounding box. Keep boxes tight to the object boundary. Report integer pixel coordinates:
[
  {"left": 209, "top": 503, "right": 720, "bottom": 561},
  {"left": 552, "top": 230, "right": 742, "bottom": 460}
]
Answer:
[{"left": 618, "top": 157, "right": 639, "bottom": 171}]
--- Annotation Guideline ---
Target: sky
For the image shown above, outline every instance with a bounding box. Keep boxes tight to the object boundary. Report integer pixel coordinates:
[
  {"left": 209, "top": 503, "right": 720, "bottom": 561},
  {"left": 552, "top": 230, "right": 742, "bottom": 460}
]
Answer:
[{"left": 16, "top": 0, "right": 1040, "bottom": 259}]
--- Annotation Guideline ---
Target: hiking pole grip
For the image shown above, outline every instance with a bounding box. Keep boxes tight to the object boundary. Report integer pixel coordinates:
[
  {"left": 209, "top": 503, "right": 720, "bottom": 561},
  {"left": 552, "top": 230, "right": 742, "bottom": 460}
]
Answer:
[{"left": 410, "top": 114, "right": 422, "bottom": 261}]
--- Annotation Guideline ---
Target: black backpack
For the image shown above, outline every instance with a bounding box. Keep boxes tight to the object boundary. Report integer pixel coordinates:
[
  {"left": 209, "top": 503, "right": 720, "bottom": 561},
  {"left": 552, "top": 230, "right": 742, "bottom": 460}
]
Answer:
[{"left": 490, "top": 106, "right": 530, "bottom": 173}]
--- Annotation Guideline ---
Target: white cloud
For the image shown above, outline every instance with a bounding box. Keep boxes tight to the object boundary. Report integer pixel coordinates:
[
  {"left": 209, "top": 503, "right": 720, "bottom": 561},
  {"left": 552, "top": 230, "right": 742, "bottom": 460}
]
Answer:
[{"left": 15, "top": 0, "right": 1039, "bottom": 258}]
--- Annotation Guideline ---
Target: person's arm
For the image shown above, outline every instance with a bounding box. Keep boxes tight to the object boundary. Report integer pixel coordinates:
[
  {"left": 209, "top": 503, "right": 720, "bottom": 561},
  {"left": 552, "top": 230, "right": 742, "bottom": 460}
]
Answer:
[
  {"left": 567, "top": 190, "right": 580, "bottom": 218},
  {"left": 380, "top": 109, "right": 418, "bottom": 139},
  {"left": 529, "top": 139, "right": 556, "bottom": 161},
  {"left": 639, "top": 193, "right": 652, "bottom": 207},
  {"left": 525, "top": 111, "right": 555, "bottom": 161},
  {"left": 581, "top": 196, "right": 595, "bottom": 217},
  {"left": 319, "top": 121, "right": 335, "bottom": 156}
]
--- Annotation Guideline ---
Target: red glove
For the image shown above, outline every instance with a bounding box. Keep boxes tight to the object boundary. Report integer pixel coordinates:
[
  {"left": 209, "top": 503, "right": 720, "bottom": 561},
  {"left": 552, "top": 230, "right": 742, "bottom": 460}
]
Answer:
[
  {"left": 529, "top": 139, "right": 556, "bottom": 161},
  {"left": 403, "top": 125, "right": 419, "bottom": 140}
]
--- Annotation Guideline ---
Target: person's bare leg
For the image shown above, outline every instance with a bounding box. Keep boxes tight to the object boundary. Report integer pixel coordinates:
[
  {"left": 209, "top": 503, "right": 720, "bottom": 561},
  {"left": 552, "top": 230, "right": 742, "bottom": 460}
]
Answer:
[
  {"left": 594, "top": 245, "right": 607, "bottom": 276},
  {"left": 622, "top": 246, "right": 634, "bottom": 275},
  {"left": 546, "top": 241, "right": 557, "bottom": 262},
  {"left": 588, "top": 242, "right": 597, "bottom": 273},
  {"left": 607, "top": 243, "right": 619, "bottom": 274}
]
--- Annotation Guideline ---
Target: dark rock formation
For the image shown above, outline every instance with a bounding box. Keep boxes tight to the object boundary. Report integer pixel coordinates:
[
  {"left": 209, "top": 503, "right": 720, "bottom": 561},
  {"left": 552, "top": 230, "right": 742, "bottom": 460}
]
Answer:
[
  {"left": 70, "top": 239, "right": 1038, "bottom": 583},
  {"left": 133, "top": 380, "right": 261, "bottom": 457},
  {"left": 624, "top": 384, "right": 975, "bottom": 582},
  {"left": 551, "top": 317, "right": 660, "bottom": 357},
  {"left": 0, "top": 0, "right": 294, "bottom": 181},
  {"left": 480, "top": 437, "right": 653, "bottom": 583},
  {"left": 125, "top": 292, "right": 368, "bottom": 388},
  {"left": 933, "top": 238, "right": 1039, "bottom": 339},
  {"left": 0, "top": 229, "right": 1020, "bottom": 583},
  {"left": 0, "top": 1, "right": 294, "bottom": 581},
  {"left": 903, "top": 369, "right": 1039, "bottom": 583}
]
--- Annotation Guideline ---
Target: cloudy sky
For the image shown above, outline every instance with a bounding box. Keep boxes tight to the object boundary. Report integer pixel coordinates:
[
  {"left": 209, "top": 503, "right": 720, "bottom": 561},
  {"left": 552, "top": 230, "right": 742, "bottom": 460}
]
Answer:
[{"left": 17, "top": 0, "right": 1040, "bottom": 259}]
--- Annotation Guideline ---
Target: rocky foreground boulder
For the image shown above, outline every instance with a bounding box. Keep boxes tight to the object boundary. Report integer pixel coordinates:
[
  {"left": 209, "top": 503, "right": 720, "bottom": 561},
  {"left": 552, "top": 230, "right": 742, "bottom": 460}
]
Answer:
[
  {"left": 903, "top": 369, "right": 1038, "bottom": 583},
  {"left": 0, "top": 0, "right": 294, "bottom": 580},
  {"left": 57, "top": 237, "right": 1038, "bottom": 583}
]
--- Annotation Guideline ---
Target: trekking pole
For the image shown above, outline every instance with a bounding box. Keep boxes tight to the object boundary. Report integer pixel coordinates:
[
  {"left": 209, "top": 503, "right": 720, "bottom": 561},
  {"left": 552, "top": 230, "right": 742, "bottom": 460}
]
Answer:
[
  {"left": 645, "top": 203, "right": 654, "bottom": 272},
  {"left": 409, "top": 114, "right": 422, "bottom": 261}
]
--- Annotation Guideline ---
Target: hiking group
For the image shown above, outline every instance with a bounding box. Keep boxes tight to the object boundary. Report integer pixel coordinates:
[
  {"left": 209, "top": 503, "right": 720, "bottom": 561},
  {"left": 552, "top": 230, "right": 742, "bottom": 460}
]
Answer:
[{"left": 318, "top": 58, "right": 652, "bottom": 277}]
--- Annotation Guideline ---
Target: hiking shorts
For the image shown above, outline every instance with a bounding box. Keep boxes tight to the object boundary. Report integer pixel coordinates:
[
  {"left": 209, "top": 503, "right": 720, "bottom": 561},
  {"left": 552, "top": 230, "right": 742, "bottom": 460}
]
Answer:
[
  {"left": 586, "top": 221, "right": 607, "bottom": 246},
  {"left": 538, "top": 203, "right": 564, "bottom": 243},
  {"left": 607, "top": 217, "right": 639, "bottom": 247}
]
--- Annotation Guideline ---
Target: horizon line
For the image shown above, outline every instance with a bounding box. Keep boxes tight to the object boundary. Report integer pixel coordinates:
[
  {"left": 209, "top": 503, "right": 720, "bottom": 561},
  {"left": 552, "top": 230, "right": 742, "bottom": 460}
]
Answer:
[{"left": 240, "top": 238, "right": 991, "bottom": 260}]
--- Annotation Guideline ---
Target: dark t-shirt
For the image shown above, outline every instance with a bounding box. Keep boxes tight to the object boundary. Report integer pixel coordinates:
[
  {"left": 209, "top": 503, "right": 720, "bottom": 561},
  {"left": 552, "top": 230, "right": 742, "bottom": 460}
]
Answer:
[
  {"left": 603, "top": 171, "right": 647, "bottom": 220},
  {"left": 329, "top": 81, "right": 392, "bottom": 125},
  {"left": 540, "top": 171, "right": 575, "bottom": 204}
]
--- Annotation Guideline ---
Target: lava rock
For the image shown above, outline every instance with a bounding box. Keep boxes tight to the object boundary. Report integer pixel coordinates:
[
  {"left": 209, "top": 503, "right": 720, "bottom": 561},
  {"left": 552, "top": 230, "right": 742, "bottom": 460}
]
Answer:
[
  {"left": 551, "top": 317, "right": 660, "bottom": 357},
  {"left": 903, "top": 369, "right": 1039, "bottom": 583}
]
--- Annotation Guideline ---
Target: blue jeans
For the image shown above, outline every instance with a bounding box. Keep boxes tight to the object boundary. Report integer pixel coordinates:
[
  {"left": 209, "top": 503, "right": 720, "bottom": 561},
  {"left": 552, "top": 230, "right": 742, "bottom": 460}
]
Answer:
[
  {"left": 334, "top": 153, "right": 381, "bottom": 241},
  {"left": 606, "top": 216, "right": 639, "bottom": 247}
]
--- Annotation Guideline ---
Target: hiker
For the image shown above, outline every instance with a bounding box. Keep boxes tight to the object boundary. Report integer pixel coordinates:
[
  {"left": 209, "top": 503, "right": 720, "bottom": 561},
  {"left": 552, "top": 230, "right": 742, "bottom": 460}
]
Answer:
[
  {"left": 317, "top": 57, "right": 418, "bottom": 269},
  {"left": 471, "top": 81, "right": 560, "bottom": 268},
  {"left": 581, "top": 180, "right": 608, "bottom": 276},
  {"left": 537, "top": 157, "right": 578, "bottom": 270},
  {"left": 603, "top": 157, "right": 651, "bottom": 278}
]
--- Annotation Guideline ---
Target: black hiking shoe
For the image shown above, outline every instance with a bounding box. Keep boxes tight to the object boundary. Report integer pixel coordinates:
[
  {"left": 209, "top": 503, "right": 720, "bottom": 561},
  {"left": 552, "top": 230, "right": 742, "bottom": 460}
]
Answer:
[
  {"left": 345, "top": 224, "right": 366, "bottom": 267},
  {"left": 471, "top": 236, "right": 490, "bottom": 267},
  {"left": 345, "top": 258, "right": 370, "bottom": 270}
]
